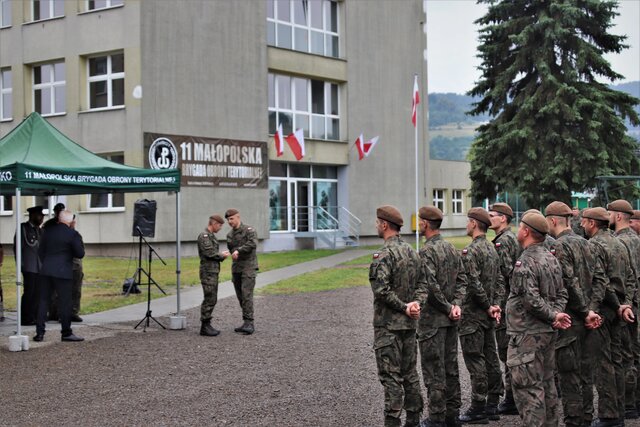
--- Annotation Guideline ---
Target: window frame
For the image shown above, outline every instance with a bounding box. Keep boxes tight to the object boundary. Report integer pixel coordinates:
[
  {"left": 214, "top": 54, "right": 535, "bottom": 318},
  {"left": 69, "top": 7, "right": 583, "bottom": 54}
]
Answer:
[
  {"left": 1, "top": 0, "right": 11, "bottom": 28},
  {"left": 433, "top": 189, "right": 445, "bottom": 214},
  {"left": 32, "top": 61, "right": 66, "bottom": 117},
  {"left": 32, "top": 0, "right": 64, "bottom": 22},
  {"left": 86, "top": 52, "right": 125, "bottom": 111},
  {"left": 452, "top": 189, "right": 464, "bottom": 215},
  {"left": 86, "top": 0, "right": 124, "bottom": 12},
  {"left": 0, "top": 195, "right": 13, "bottom": 215},
  {"left": 0, "top": 68, "right": 11, "bottom": 121},
  {"left": 86, "top": 153, "right": 126, "bottom": 211}
]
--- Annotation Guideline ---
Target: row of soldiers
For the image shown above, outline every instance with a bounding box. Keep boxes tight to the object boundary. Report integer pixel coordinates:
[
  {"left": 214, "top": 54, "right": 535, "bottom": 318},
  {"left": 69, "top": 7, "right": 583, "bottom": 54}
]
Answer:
[{"left": 369, "top": 200, "right": 640, "bottom": 427}]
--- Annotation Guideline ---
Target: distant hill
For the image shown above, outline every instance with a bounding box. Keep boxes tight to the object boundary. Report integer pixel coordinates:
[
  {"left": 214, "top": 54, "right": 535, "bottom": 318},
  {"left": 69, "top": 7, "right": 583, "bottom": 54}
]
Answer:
[
  {"left": 611, "top": 81, "right": 640, "bottom": 132},
  {"left": 428, "top": 93, "right": 490, "bottom": 129}
]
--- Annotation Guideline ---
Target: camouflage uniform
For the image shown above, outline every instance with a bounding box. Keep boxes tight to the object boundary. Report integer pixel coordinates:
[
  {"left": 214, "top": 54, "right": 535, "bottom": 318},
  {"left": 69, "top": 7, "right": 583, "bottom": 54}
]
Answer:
[
  {"left": 459, "top": 235, "right": 504, "bottom": 409},
  {"left": 198, "top": 228, "right": 226, "bottom": 322},
  {"left": 571, "top": 213, "right": 586, "bottom": 238},
  {"left": 370, "top": 235, "right": 427, "bottom": 427},
  {"left": 551, "top": 229, "right": 599, "bottom": 427},
  {"left": 227, "top": 223, "right": 259, "bottom": 322},
  {"left": 506, "top": 243, "right": 567, "bottom": 427},
  {"left": 492, "top": 228, "right": 521, "bottom": 404},
  {"left": 614, "top": 227, "right": 640, "bottom": 414},
  {"left": 589, "top": 229, "right": 635, "bottom": 420},
  {"left": 418, "top": 234, "right": 467, "bottom": 423}
]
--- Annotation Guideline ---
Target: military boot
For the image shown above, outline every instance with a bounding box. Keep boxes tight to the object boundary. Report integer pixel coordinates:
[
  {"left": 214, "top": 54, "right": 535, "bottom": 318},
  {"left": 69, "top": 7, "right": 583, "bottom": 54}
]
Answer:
[
  {"left": 234, "top": 321, "right": 254, "bottom": 335},
  {"left": 497, "top": 394, "right": 518, "bottom": 415},
  {"left": 444, "top": 417, "right": 462, "bottom": 427},
  {"left": 485, "top": 404, "right": 500, "bottom": 421},
  {"left": 624, "top": 407, "right": 639, "bottom": 419},
  {"left": 419, "top": 419, "right": 446, "bottom": 427},
  {"left": 200, "top": 321, "right": 220, "bottom": 337},
  {"left": 590, "top": 418, "right": 623, "bottom": 427},
  {"left": 458, "top": 402, "right": 488, "bottom": 424},
  {"left": 403, "top": 412, "right": 421, "bottom": 427}
]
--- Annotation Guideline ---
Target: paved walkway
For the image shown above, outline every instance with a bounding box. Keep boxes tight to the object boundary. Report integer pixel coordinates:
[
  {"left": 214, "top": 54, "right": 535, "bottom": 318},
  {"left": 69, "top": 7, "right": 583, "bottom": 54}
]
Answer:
[{"left": 0, "top": 248, "right": 371, "bottom": 338}]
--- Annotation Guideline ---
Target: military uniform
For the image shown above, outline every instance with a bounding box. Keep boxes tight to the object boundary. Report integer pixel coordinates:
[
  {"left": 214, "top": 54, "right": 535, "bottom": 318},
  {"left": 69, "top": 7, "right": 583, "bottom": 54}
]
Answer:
[
  {"left": 14, "top": 220, "right": 42, "bottom": 325},
  {"left": 589, "top": 228, "right": 635, "bottom": 421},
  {"left": 227, "top": 222, "right": 259, "bottom": 326},
  {"left": 492, "top": 227, "right": 521, "bottom": 409},
  {"left": 507, "top": 243, "right": 567, "bottom": 427},
  {"left": 370, "top": 234, "right": 427, "bottom": 427},
  {"left": 198, "top": 228, "right": 226, "bottom": 323},
  {"left": 418, "top": 234, "right": 466, "bottom": 424},
  {"left": 459, "top": 235, "right": 504, "bottom": 413}
]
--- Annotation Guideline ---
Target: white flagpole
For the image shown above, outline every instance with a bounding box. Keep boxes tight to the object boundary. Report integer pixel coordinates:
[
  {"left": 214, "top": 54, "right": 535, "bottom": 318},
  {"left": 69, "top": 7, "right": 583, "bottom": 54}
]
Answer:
[{"left": 414, "top": 74, "right": 419, "bottom": 251}]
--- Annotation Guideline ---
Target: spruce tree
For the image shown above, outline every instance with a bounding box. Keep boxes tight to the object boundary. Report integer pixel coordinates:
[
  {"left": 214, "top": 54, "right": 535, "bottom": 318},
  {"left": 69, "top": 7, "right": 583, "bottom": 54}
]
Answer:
[{"left": 468, "top": 0, "right": 639, "bottom": 206}]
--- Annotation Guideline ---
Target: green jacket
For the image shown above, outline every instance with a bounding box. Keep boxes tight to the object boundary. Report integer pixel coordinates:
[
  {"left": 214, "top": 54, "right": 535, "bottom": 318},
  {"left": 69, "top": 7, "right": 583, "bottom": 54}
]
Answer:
[
  {"left": 226, "top": 223, "right": 258, "bottom": 274},
  {"left": 198, "top": 228, "right": 225, "bottom": 273}
]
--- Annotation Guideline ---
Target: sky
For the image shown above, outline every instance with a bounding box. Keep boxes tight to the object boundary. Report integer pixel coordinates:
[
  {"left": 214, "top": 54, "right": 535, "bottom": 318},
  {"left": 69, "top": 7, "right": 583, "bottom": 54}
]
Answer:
[{"left": 426, "top": 0, "right": 640, "bottom": 94}]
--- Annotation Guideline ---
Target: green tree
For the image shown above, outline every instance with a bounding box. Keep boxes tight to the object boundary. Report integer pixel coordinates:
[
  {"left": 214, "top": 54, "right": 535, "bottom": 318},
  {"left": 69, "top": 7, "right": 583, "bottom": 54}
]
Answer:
[{"left": 468, "top": 0, "right": 640, "bottom": 206}]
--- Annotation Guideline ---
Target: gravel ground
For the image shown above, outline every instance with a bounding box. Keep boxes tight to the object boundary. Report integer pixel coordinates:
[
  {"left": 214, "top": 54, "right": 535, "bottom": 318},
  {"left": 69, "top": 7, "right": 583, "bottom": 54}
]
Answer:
[{"left": 0, "top": 285, "right": 600, "bottom": 427}]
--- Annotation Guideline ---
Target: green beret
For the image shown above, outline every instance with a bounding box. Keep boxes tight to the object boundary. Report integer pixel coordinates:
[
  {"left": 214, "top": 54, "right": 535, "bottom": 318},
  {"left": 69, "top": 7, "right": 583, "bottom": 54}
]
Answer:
[
  {"left": 376, "top": 205, "right": 403, "bottom": 227},
  {"left": 209, "top": 214, "right": 225, "bottom": 225},
  {"left": 544, "top": 201, "right": 572, "bottom": 217},
  {"left": 489, "top": 202, "right": 513, "bottom": 218},
  {"left": 607, "top": 199, "right": 633, "bottom": 216},
  {"left": 582, "top": 207, "right": 609, "bottom": 222},
  {"left": 419, "top": 206, "right": 443, "bottom": 221},
  {"left": 524, "top": 208, "right": 542, "bottom": 216},
  {"left": 467, "top": 207, "right": 491, "bottom": 227},
  {"left": 224, "top": 208, "right": 239, "bottom": 218},
  {"left": 521, "top": 212, "right": 549, "bottom": 235}
]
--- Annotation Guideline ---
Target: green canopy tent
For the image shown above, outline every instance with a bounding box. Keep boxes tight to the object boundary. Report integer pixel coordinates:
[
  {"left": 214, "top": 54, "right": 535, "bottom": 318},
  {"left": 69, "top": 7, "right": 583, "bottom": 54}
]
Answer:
[{"left": 0, "top": 113, "right": 183, "bottom": 343}]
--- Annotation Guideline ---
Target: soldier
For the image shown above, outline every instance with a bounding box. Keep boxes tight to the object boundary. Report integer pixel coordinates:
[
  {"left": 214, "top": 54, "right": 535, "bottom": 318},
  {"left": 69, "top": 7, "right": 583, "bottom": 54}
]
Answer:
[
  {"left": 545, "top": 201, "right": 603, "bottom": 427},
  {"left": 582, "top": 207, "right": 636, "bottom": 427},
  {"left": 198, "top": 214, "right": 228, "bottom": 337},
  {"left": 488, "top": 202, "right": 521, "bottom": 416},
  {"left": 458, "top": 207, "right": 503, "bottom": 424},
  {"left": 369, "top": 205, "right": 426, "bottom": 427},
  {"left": 571, "top": 207, "right": 586, "bottom": 238},
  {"left": 524, "top": 208, "right": 555, "bottom": 250},
  {"left": 417, "top": 206, "right": 466, "bottom": 427},
  {"left": 14, "top": 205, "right": 44, "bottom": 326},
  {"left": 630, "top": 210, "right": 640, "bottom": 235},
  {"left": 226, "top": 208, "right": 259, "bottom": 335},
  {"left": 507, "top": 212, "right": 570, "bottom": 426},
  {"left": 607, "top": 200, "right": 640, "bottom": 420}
]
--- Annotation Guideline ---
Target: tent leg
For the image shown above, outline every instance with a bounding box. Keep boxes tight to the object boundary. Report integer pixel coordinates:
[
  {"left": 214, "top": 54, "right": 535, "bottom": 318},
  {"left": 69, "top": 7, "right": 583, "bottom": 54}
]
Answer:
[
  {"left": 9, "top": 188, "right": 29, "bottom": 352},
  {"left": 169, "top": 191, "right": 185, "bottom": 330}
]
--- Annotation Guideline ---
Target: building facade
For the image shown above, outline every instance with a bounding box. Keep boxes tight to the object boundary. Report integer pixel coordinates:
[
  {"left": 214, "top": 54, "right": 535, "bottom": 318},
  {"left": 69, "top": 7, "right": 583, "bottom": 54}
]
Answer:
[{"left": 0, "top": 0, "right": 470, "bottom": 255}]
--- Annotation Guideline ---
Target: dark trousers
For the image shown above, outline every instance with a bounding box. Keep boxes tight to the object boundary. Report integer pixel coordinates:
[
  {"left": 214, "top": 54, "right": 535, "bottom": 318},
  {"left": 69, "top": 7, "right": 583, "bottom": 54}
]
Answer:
[
  {"left": 232, "top": 272, "right": 256, "bottom": 322},
  {"left": 21, "top": 272, "right": 39, "bottom": 324},
  {"left": 36, "top": 275, "right": 73, "bottom": 336}
]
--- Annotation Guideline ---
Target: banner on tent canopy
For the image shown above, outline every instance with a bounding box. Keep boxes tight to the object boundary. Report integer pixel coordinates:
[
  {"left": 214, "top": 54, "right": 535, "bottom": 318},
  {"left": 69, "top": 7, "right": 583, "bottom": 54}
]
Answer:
[{"left": 144, "top": 132, "right": 268, "bottom": 189}]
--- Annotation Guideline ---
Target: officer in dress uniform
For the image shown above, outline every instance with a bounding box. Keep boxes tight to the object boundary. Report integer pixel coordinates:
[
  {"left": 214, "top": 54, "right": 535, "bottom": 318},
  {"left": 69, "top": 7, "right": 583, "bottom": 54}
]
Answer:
[{"left": 14, "top": 206, "right": 44, "bottom": 325}]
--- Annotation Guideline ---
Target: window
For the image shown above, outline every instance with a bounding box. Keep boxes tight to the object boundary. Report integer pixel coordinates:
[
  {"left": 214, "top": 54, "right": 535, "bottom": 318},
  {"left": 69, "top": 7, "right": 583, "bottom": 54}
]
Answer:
[
  {"left": 267, "top": 0, "right": 339, "bottom": 58},
  {"left": 87, "top": 0, "right": 123, "bottom": 11},
  {"left": 0, "top": 68, "right": 11, "bottom": 120},
  {"left": 0, "top": 196, "right": 12, "bottom": 214},
  {"left": 452, "top": 189, "right": 464, "bottom": 214},
  {"left": 87, "top": 53, "right": 124, "bottom": 109},
  {"left": 33, "top": 196, "right": 51, "bottom": 214},
  {"left": 32, "top": 0, "right": 64, "bottom": 21},
  {"left": 88, "top": 154, "right": 125, "bottom": 209},
  {"left": 433, "top": 189, "right": 445, "bottom": 213},
  {"left": 1, "top": 0, "right": 11, "bottom": 27},
  {"left": 268, "top": 73, "right": 339, "bottom": 140},
  {"left": 33, "top": 62, "right": 66, "bottom": 116}
]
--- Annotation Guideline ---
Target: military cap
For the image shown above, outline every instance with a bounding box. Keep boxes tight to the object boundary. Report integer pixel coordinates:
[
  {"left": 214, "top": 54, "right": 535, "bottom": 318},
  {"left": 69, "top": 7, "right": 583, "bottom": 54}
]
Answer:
[
  {"left": 210, "top": 214, "right": 224, "bottom": 225},
  {"left": 632, "top": 210, "right": 640, "bottom": 220},
  {"left": 524, "top": 208, "right": 542, "bottom": 216},
  {"left": 27, "top": 206, "right": 44, "bottom": 215},
  {"left": 582, "top": 207, "right": 609, "bottom": 222},
  {"left": 607, "top": 199, "right": 634, "bottom": 215},
  {"left": 53, "top": 202, "right": 65, "bottom": 213},
  {"left": 489, "top": 202, "right": 513, "bottom": 218},
  {"left": 467, "top": 207, "right": 491, "bottom": 227},
  {"left": 419, "top": 206, "right": 443, "bottom": 221},
  {"left": 521, "top": 212, "right": 549, "bottom": 235},
  {"left": 544, "top": 201, "right": 572, "bottom": 217},
  {"left": 376, "top": 205, "right": 403, "bottom": 227},
  {"left": 224, "top": 208, "right": 239, "bottom": 218}
]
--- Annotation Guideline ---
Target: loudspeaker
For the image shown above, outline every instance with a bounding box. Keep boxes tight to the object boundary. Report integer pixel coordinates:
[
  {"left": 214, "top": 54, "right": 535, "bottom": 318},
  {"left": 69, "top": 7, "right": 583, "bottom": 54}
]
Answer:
[{"left": 132, "top": 199, "right": 157, "bottom": 237}]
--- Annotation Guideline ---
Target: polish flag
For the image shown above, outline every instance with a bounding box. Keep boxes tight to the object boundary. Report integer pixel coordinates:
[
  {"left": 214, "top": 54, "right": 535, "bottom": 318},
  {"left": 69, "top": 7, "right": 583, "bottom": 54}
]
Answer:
[
  {"left": 355, "top": 134, "right": 379, "bottom": 160},
  {"left": 411, "top": 75, "right": 420, "bottom": 127},
  {"left": 274, "top": 123, "right": 284, "bottom": 157},
  {"left": 285, "top": 128, "right": 305, "bottom": 160}
]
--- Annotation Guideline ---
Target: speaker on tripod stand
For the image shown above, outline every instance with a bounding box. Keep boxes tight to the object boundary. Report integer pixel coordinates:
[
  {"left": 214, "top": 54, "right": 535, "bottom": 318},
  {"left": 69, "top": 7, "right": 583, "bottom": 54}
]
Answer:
[{"left": 132, "top": 199, "right": 157, "bottom": 238}]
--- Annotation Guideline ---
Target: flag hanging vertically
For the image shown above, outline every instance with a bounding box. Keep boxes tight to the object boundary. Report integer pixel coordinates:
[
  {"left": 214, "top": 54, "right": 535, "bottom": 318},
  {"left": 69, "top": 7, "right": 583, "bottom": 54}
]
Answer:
[
  {"left": 355, "top": 134, "right": 380, "bottom": 160},
  {"left": 411, "top": 75, "right": 420, "bottom": 127},
  {"left": 286, "top": 128, "right": 305, "bottom": 160},
  {"left": 274, "top": 123, "right": 284, "bottom": 157}
]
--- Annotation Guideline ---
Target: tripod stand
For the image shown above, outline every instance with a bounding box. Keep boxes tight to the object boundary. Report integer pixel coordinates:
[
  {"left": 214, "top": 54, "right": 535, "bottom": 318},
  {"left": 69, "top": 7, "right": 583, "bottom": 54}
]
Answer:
[{"left": 131, "top": 228, "right": 167, "bottom": 331}]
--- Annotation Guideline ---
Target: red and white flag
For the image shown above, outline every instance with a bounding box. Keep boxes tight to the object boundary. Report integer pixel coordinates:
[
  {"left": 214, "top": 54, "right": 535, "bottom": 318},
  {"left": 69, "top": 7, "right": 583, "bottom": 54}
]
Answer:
[
  {"left": 274, "top": 123, "right": 284, "bottom": 157},
  {"left": 285, "top": 128, "right": 305, "bottom": 161},
  {"left": 411, "top": 75, "right": 420, "bottom": 127},
  {"left": 355, "top": 134, "right": 379, "bottom": 160}
]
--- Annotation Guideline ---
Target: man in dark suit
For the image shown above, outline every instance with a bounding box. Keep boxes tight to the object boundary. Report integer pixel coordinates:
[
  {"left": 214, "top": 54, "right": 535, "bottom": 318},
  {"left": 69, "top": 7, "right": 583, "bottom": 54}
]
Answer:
[{"left": 34, "top": 210, "right": 85, "bottom": 342}]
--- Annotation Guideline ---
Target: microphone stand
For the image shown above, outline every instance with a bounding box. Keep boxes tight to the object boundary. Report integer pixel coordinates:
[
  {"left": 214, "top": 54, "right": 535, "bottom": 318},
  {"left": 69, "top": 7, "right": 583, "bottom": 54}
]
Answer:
[{"left": 133, "top": 226, "right": 167, "bottom": 331}]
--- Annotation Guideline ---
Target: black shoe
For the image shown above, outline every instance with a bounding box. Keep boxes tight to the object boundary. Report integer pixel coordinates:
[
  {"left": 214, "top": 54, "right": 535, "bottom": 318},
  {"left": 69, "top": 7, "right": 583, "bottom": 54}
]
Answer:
[
  {"left": 497, "top": 398, "right": 518, "bottom": 415},
  {"left": 420, "top": 419, "right": 446, "bottom": 427},
  {"left": 235, "top": 321, "right": 254, "bottom": 335},
  {"left": 200, "top": 322, "right": 220, "bottom": 337},
  {"left": 61, "top": 334, "right": 84, "bottom": 342},
  {"left": 459, "top": 405, "right": 488, "bottom": 424},
  {"left": 485, "top": 405, "right": 500, "bottom": 421},
  {"left": 70, "top": 315, "right": 83, "bottom": 322},
  {"left": 33, "top": 334, "right": 44, "bottom": 342},
  {"left": 444, "top": 418, "right": 461, "bottom": 427},
  {"left": 591, "top": 418, "right": 623, "bottom": 427},
  {"left": 625, "top": 408, "right": 638, "bottom": 419}
]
